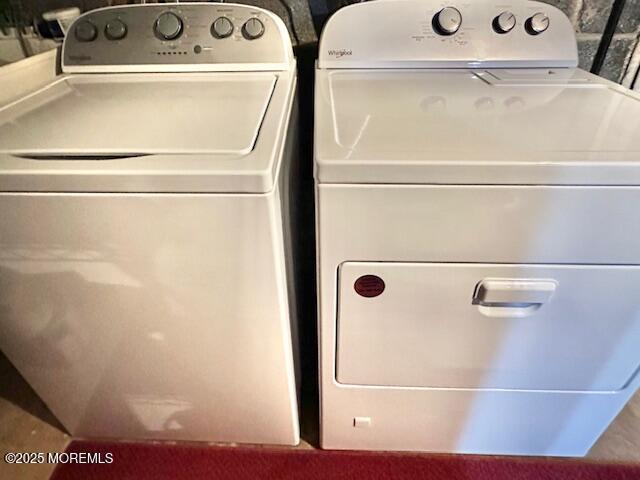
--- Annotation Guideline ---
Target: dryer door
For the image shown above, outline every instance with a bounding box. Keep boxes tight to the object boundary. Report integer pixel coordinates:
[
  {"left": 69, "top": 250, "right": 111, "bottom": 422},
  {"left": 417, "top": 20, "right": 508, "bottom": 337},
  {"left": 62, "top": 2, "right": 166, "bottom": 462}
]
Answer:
[{"left": 336, "top": 262, "right": 640, "bottom": 392}]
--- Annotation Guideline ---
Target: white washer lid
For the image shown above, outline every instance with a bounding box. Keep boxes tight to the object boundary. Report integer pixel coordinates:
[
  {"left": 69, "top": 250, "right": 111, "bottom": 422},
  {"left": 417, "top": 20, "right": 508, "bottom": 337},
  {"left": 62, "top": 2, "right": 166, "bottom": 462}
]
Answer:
[
  {"left": 315, "top": 68, "right": 640, "bottom": 185},
  {"left": 0, "top": 73, "right": 276, "bottom": 156}
]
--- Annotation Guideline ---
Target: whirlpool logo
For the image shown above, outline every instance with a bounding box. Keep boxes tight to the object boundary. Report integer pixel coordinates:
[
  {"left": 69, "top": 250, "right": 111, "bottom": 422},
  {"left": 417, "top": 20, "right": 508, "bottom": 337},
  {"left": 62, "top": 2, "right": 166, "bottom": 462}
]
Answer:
[
  {"left": 328, "top": 49, "right": 353, "bottom": 58},
  {"left": 69, "top": 54, "right": 92, "bottom": 62}
]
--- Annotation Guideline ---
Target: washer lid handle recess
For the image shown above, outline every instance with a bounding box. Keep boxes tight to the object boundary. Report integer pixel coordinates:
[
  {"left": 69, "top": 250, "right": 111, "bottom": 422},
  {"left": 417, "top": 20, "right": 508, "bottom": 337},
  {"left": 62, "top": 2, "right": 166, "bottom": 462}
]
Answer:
[
  {"left": 318, "top": 0, "right": 577, "bottom": 69},
  {"left": 62, "top": 3, "right": 293, "bottom": 73}
]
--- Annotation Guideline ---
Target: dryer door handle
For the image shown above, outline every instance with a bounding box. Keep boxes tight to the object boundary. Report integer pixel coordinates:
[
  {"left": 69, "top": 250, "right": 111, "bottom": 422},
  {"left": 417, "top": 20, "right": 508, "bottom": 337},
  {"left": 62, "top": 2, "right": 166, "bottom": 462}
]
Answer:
[{"left": 472, "top": 278, "right": 557, "bottom": 318}]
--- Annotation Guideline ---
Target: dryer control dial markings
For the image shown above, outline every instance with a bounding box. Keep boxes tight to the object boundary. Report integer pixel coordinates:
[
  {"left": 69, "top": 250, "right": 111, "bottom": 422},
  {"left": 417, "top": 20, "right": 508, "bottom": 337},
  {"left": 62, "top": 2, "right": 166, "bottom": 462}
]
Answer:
[
  {"left": 493, "top": 11, "right": 516, "bottom": 34},
  {"left": 154, "top": 12, "right": 183, "bottom": 40},
  {"left": 525, "top": 12, "right": 549, "bottom": 35},
  {"left": 433, "top": 7, "right": 462, "bottom": 35}
]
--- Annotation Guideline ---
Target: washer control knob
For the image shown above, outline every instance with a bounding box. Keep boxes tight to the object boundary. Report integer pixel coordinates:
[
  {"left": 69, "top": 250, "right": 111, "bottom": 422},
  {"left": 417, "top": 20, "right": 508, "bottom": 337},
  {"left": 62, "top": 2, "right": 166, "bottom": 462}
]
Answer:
[
  {"left": 433, "top": 7, "right": 462, "bottom": 35},
  {"left": 212, "top": 17, "right": 234, "bottom": 38},
  {"left": 242, "top": 18, "right": 264, "bottom": 40},
  {"left": 493, "top": 11, "right": 516, "bottom": 34},
  {"left": 525, "top": 12, "right": 550, "bottom": 35},
  {"left": 75, "top": 20, "right": 98, "bottom": 42},
  {"left": 155, "top": 12, "right": 183, "bottom": 40},
  {"left": 105, "top": 19, "right": 127, "bottom": 40}
]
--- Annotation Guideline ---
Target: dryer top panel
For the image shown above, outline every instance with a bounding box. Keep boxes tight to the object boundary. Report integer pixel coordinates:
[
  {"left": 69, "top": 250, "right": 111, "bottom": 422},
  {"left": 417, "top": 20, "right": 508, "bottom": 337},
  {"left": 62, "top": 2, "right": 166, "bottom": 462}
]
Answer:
[
  {"left": 315, "top": 68, "right": 640, "bottom": 185},
  {"left": 318, "top": 0, "right": 577, "bottom": 69},
  {"left": 62, "top": 3, "right": 293, "bottom": 73}
]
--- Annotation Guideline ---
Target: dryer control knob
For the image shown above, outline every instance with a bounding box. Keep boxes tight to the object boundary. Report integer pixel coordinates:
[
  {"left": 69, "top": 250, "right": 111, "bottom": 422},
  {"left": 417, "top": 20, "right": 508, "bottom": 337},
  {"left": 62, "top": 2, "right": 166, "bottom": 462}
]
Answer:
[
  {"left": 493, "top": 11, "right": 516, "bottom": 34},
  {"left": 242, "top": 18, "right": 264, "bottom": 40},
  {"left": 155, "top": 12, "right": 183, "bottom": 40},
  {"left": 525, "top": 12, "right": 549, "bottom": 35},
  {"left": 212, "top": 17, "right": 233, "bottom": 38},
  {"left": 105, "top": 19, "right": 127, "bottom": 40},
  {"left": 75, "top": 20, "right": 98, "bottom": 42},
  {"left": 433, "top": 7, "right": 462, "bottom": 35}
]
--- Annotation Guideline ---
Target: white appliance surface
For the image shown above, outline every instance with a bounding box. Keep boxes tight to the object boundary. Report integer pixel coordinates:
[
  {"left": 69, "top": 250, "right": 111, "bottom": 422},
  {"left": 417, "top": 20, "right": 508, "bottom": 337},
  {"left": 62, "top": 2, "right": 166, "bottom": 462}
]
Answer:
[
  {"left": 317, "top": 0, "right": 577, "bottom": 69},
  {"left": 316, "top": 68, "right": 640, "bottom": 184},
  {"left": 0, "top": 3, "right": 300, "bottom": 446},
  {"left": 0, "top": 74, "right": 276, "bottom": 155},
  {"left": 316, "top": 0, "right": 640, "bottom": 457},
  {"left": 0, "top": 69, "right": 291, "bottom": 193},
  {"left": 0, "top": 49, "right": 58, "bottom": 105},
  {"left": 0, "top": 2, "right": 295, "bottom": 194},
  {"left": 337, "top": 262, "right": 640, "bottom": 392}
]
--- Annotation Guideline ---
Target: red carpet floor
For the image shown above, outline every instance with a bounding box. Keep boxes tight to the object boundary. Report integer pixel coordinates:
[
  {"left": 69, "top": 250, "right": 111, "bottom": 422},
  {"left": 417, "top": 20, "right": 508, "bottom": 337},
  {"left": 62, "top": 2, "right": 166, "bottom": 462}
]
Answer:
[{"left": 51, "top": 441, "right": 640, "bottom": 480}]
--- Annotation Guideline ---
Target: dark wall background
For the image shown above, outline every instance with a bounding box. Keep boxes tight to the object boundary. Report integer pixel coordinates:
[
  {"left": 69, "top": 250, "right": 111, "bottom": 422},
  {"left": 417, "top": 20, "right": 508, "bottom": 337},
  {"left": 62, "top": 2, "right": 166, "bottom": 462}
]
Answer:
[{"left": 542, "top": 0, "right": 640, "bottom": 86}]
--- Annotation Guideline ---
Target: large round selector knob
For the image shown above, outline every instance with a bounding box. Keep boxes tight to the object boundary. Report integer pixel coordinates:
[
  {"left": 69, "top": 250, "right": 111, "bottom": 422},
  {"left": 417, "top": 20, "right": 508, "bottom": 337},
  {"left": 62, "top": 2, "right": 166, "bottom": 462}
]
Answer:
[
  {"left": 493, "top": 11, "right": 516, "bottom": 34},
  {"left": 433, "top": 7, "right": 462, "bottom": 35},
  {"left": 75, "top": 20, "right": 98, "bottom": 42},
  {"left": 105, "top": 19, "right": 127, "bottom": 40},
  {"left": 525, "top": 12, "right": 549, "bottom": 35},
  {"left": 242, "top": 18, "right": 264, "bottom": 40},
  {"left": 155, "top": 12, "right": 183, "bottom": 40},
  {"left": 211, "top": 17, "right": 233, "bottom": 38}
]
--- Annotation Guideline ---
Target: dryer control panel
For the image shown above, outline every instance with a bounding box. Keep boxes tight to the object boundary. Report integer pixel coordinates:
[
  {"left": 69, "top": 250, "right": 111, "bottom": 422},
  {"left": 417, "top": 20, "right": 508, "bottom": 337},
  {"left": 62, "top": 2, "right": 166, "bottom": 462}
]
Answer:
[
  {"left": 319, "top": 0, "right": 577, "bottom": 69},
  {"left": 62, "top": 3, "right": 293, "bottom": 73}
]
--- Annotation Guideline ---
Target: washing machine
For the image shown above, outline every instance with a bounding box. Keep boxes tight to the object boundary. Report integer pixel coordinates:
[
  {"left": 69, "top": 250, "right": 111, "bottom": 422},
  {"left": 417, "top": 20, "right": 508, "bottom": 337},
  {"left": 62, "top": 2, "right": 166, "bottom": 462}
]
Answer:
[
  {"left": 315, "top": 0, "right": 640, "bottom": 456},
  {"left": 0, "top": 3, "right": 300, "bottom": 445}
]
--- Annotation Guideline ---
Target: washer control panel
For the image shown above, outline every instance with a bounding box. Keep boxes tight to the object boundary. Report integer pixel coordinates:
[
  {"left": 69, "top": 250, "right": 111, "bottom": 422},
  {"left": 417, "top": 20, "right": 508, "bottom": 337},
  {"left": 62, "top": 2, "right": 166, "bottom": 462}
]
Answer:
[
  {"left": 319, "top": 0, "right": 577, "bottom": 69},
  {"left": 62, "top": 3, "right": 292, "bottom": 72}
]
